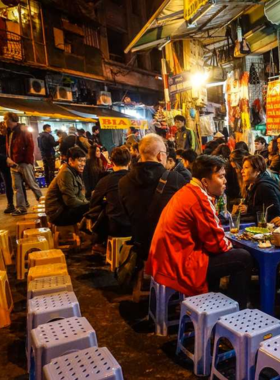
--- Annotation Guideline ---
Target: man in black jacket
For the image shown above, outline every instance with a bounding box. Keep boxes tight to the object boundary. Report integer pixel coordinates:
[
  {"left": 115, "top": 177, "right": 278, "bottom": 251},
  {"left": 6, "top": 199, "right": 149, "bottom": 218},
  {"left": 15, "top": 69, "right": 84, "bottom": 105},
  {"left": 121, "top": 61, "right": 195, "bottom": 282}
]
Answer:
[
  {"left": 119, "top": 133, "right": 187, "bottom": 261},
  {"left": 166, "top": 150, "right": 192, "bottom": 182},
  {"left": 90, "top": 146, "right": 131, "bottom": 239},
  {"left": 38, "top": 124, "right": 59, "bottom": 186}
]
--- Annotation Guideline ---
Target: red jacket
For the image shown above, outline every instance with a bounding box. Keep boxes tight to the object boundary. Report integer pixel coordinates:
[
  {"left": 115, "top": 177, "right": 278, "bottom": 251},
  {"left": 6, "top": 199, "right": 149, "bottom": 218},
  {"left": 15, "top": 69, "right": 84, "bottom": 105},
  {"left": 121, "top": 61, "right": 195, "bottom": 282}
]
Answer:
[
  {"left": 146, "top": 180, "right": 232, "bottom": 296},
  {"left": 6, "top": 124, "right": 34, "bottom": 165}
]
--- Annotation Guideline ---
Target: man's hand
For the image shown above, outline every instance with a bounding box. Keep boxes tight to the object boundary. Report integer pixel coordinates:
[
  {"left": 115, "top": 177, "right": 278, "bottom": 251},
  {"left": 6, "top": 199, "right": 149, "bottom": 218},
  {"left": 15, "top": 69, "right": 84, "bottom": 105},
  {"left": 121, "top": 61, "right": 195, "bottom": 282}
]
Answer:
[
  {"left": 6, "top": 157, "right": 17, "bottom": 167},
  {"left": 239, "top": 204, "right": 248, "bottom": 214}
]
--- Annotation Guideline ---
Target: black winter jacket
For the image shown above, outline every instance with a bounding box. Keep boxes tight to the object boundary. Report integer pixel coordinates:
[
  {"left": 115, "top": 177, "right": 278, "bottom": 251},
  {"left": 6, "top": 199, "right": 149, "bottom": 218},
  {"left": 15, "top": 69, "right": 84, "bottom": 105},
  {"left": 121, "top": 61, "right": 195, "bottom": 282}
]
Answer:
[
  {"left": 174, "top": 160, "right": 192, "bottom": 183},
  {"left": 119, "top": 161, "right": 187, "bottom": 259},
  {"left": 38, "top": 132, "right": 58, "bottom": 158},
  {"left": 245, "top": 172, "right": 280, "bottom": 222}
]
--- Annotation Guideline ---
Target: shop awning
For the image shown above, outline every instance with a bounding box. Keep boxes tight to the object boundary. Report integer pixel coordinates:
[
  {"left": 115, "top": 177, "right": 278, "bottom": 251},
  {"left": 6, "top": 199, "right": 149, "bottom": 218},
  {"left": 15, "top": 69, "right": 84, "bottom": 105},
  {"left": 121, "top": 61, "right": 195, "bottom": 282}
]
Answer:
[
  {"left": 0, "top": 96, "right": 97, "bottom": 122},
  {"left": 59, "top": 104, "right": 148, "bottom": 129},
  {"left": 125, "top": 0, "right": 263, "bottom": 53}
]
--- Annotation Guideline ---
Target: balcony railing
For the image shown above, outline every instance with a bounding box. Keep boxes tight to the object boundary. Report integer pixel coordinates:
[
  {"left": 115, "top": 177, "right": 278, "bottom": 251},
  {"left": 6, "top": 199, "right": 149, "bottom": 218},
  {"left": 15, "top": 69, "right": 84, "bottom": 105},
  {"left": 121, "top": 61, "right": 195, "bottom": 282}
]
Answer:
[{"left": 0, "top": 29, "right": 23, "bottom": 61}]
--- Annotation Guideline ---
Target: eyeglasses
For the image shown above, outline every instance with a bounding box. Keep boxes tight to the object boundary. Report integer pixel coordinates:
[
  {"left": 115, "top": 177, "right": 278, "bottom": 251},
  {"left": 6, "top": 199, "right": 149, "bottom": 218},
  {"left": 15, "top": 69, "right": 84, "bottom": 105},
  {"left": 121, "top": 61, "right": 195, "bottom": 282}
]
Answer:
[{"left": 77, "top": 158, "right": 86, "bottom": 164}]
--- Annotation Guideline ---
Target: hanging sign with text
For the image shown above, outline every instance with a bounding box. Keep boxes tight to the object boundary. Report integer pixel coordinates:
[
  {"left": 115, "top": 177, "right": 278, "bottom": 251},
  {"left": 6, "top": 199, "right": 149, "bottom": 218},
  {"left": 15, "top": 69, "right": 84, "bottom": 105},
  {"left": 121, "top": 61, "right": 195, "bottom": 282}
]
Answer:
[
  {"left": 99, "top": 117, "right": 148, "bottom": 129},
  {"left": 266, "top": 80, "right": 280, "bottom": 135},
  {"left": 168, "top": 72, "right": 191, "bottom": 97},
  {"left": 184, "top": 0, "right": 208, "bottom": 21}
]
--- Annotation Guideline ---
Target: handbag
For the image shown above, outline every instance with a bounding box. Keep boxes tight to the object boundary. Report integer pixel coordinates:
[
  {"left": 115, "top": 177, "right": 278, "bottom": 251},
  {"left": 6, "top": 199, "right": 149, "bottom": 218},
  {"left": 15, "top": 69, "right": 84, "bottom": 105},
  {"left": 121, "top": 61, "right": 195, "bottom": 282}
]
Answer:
[{"left": 115, "top": 170, "right": 170, "bottom": 288}]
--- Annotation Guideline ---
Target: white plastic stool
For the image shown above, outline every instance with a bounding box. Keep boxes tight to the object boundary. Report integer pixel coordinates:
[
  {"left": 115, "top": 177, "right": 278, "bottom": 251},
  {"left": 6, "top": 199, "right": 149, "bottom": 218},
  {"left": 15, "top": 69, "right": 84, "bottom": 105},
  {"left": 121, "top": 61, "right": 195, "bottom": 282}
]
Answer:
[
  {"left": 30, "top": 317, "right": 98, "bottom": 380},
  {"left": 27, "top": 275, "right": 73, "bottom": 300}
]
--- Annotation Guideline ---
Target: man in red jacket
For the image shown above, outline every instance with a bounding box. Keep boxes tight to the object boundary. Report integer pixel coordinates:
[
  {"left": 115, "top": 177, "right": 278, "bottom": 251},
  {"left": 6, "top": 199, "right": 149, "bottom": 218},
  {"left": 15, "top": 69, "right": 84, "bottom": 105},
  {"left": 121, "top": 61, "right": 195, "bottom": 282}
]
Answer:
[
  {"left": 5, "top": 112, "right": 42, "bottom": 216},
  {"left": 146, "top": 155, "right": 252, "bottom": 309}
]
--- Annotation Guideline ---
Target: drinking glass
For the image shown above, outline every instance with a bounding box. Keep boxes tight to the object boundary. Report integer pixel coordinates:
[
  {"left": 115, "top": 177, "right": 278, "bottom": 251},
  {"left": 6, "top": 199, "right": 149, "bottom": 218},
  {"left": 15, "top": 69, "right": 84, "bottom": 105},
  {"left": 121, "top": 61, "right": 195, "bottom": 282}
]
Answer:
[
  {"left": 257, "top": 211, "right": 267, "bottom": 228},
  {"left": 229, "top": 215, "right": 240, "bottom": 234}
]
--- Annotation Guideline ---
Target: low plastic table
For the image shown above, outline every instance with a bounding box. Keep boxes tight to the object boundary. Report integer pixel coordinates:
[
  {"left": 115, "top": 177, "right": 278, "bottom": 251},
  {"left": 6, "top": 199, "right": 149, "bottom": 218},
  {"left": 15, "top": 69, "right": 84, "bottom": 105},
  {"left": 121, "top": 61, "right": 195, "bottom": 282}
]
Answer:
[{"left": 226, "top": 230, "right": 280, "bottom": 316}]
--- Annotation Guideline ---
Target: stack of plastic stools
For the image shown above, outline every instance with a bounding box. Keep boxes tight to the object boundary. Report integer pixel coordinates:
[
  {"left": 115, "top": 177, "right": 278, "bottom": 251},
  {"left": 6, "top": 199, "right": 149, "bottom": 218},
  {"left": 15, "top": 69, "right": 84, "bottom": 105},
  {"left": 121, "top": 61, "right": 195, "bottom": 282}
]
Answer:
[
  {"left": 30, "top": 317, "right": 98, "bottom": 380},
  {"left": 24, "top": 213, "right": 48, "bottom": 228},
  {"left": 16, "top": 219, "right": 41, "bottom": 240},
  {"left": 43, "top": 346, "right": 124, "bottom": 380},
  {"left": 106, "top": 237, "right": 131, "bottom": 272},
  {"left": 27, "top": 263, "right": 68, "bottom": 283},
  {"left": 149, "top": 277, "right": 185, "bottom": 336},
  {"left": 17, "top": 236, "right": 50, "bottom": 280},
  {"left": 27, "top": 291, "right": 81, "bottom": 371},
  {"left": 32, "top": 204, "right": 46, "bottom": 214},
  {"left": 255, "top": 335, "right": 280, "bottom": 379},
  {"left": 28, "top": 249, "right": 66, "bottom": 269},
  {"left": 27, "top": 275, "right": 73, "bottom": 300},
  {"left": 210, "top": 309, "right": 280, "bottom": 380},
  {"left": 0, "top": 270, "right": 13, "bottom": 328},
  {"left": 24, "top": 228, "right": 54, "bottom": 249},
  {"left": 176, "top": 292, "right": 239, "bottom": 376},
  {"left": 0, "top": 230, "right": 13, "bottom": 265}
]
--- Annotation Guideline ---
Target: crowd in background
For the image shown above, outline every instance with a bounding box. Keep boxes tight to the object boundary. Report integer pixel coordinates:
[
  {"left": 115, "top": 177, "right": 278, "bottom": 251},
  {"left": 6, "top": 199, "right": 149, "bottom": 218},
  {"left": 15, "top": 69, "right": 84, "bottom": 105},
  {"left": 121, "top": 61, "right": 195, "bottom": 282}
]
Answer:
[{"left": 2, "top": 111, "right": 280, "bottom": 308}]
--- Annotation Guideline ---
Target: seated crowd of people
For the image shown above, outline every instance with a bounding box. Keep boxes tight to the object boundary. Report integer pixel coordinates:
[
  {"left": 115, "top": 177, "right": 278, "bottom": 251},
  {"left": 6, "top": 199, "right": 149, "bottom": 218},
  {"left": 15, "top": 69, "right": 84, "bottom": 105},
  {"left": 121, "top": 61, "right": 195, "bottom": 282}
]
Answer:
[{"left": 3, "top": 111, "right": 280, "bottom": 310}]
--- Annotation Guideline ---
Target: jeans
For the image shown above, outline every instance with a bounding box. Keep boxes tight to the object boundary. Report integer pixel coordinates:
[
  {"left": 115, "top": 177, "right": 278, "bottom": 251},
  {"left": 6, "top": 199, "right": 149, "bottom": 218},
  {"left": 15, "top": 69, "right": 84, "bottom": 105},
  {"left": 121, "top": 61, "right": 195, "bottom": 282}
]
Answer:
[
  {"left": 43, "top": 156, "right": 55, "bottom": 186},
  {"left": 0, "top": 165, "right": 13, "bottom": 205},
  {"left": 53, "top": 203, "right": 89, "bottom": 226},
  {"left": 11, "top": 163, "right": 42, "bottom": 211},
  {"left": 207, "top": 248, "right": 253, "bottom": 309}
]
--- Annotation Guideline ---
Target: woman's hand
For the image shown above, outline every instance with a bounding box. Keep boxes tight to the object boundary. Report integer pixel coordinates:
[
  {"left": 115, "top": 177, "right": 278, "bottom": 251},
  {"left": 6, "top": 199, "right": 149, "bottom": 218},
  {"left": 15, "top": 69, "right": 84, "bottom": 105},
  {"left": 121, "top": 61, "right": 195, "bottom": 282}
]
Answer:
[
  {"left": 239, "top": 204, "right": 248, "bottom": 214},
  {"left": 271, "top": 217, "right": 280, "bottom": 227}
]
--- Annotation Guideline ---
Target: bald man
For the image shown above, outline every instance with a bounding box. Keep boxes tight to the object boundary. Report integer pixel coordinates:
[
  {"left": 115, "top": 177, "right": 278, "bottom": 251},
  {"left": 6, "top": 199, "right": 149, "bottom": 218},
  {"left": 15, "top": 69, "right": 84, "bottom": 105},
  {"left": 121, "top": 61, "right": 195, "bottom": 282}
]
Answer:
[{"left": 119, "top": 133, "right": 187, "bottom": 261}]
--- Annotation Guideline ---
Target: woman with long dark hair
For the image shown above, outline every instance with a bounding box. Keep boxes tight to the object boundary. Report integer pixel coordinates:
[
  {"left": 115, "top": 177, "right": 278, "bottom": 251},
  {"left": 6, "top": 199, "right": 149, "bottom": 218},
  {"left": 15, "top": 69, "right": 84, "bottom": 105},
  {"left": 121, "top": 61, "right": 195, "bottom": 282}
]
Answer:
[{"left": 83, "top": 144, "right": 106, "bottom": 199}]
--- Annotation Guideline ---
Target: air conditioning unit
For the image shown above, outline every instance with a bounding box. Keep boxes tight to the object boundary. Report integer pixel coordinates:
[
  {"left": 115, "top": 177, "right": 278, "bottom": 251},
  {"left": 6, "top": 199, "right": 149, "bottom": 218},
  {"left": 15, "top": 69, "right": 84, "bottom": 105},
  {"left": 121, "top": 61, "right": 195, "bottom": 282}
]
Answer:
[
  {"left": 27, "top": 79, "right": 46, "bottom": 96},
  {"left": 97, "top": 91, "right": 112, "bottom": 106},
  {"left": 54, "top": 86, "right": 73, "bottom": 101}
]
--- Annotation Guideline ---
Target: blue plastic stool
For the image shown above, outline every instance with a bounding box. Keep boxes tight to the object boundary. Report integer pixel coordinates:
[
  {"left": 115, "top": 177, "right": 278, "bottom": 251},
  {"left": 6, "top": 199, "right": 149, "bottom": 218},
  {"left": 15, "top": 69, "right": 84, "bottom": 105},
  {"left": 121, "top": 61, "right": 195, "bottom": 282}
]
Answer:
[
  {"left": 27, "top": 275, "right": 73, "bottom": 300},
  {"left": 27, "top": 291, "right": 81, "bottom": 372},
  {"left": 148, "top": 277, "right": 185, "bottom": 336},
  {"left": 176, "top": 292, "right": 239, "bottom": 376},
  {"left": 43, "top": 346, "right": 124, "bottom": 380},
  {"left": 255, "top": 335, "right": 280, "bottom": 379},
  {"left": 210, "top": 309, "right": 280, "bottom": 380},
  {"left": 30, "top": 317, "right": 98, "bottom": 380}
]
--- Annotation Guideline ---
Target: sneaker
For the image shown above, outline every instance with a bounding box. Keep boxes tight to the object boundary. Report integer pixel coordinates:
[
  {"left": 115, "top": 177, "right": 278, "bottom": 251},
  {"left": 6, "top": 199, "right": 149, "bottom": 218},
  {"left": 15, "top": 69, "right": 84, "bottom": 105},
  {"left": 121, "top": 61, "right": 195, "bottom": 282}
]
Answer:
[
  {"left": 4, "top": 205, "right": 16, "bottom": 214},
  {"left": 26, "top": 201, "right": 30, "bottom": 208},
  {"left": 12, "top": 209, "right": 27, "bottom": 216}
]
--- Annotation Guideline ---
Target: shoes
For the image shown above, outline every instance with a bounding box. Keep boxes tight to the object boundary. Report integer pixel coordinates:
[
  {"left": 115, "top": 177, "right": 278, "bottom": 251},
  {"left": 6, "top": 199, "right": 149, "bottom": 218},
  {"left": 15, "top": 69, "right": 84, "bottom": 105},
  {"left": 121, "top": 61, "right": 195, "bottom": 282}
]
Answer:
[
  {"left": 26, "top": 201, "right": 30, "bottom": 208},
  {"left": 12, "top": 209, "right": 27, "bottom": 216},
  {"left": 4, "top": 205, "right": 16, "bottom": 214}
]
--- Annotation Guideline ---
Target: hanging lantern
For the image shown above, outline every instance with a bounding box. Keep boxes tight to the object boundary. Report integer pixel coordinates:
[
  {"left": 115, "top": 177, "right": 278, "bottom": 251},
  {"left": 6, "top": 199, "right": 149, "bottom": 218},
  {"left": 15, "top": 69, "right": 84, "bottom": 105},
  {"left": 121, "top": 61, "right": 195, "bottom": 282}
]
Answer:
[{"left": 264, "top": 0, "right": 280, "bottom": 25}]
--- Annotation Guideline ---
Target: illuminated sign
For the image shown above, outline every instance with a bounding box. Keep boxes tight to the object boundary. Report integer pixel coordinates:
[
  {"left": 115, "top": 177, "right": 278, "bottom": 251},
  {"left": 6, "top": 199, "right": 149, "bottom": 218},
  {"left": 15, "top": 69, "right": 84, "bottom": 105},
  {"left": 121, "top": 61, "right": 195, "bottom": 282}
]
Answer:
[
  {"left": 184, "top": 0, "right": 208, "bottom": 21},
  {"left": 99, "top": 117, "right": 148, "bottom": 130},
  {"left": 266, "top": 80, "right": 280, "bottom": 135}
]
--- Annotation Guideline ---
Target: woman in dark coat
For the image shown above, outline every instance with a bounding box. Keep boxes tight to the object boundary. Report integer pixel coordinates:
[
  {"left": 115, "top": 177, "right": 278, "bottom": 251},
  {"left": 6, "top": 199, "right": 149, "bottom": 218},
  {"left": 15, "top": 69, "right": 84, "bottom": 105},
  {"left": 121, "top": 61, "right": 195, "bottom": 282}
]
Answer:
[
  {"left": 235, "top": 155, "right": 280, "bottom": 223},
  {"left": 83, "top": 144, "right": 106, "bottom": 200}
]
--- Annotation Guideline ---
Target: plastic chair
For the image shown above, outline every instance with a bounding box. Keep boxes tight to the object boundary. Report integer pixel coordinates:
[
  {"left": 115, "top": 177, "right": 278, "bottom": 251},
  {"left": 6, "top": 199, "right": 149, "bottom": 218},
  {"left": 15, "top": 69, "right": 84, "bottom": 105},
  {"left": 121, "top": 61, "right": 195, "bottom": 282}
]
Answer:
[
  {"left": 27, "top": 292, "right": 81, "bottom": 372},
  {"left": 149, "top": 277, "right": 185, "bottom": 336},
  {"left": 0, "top": 230, "right": 13, "bottom": 265},
  {"left": 210, "top": 309, "right": 280, "bottom": 380},
  {"left": 0, "top": 249, "right": 5, "bottom": 271},
  {"left": 43, "top": 346, "right": 124, "bottom": 380},
  {"left": 16, "top": 219, "right": 41, "bottom": 240},
  {"left": 17, "top": 236, "right": 49, "bottom": 280},
  {"left": 27, "top": 275, "right": 73, "bottom": 300},
  {"left": 0, "top": 270, "right": 13, "bottom": 328},
  {"left": 24, "top": 213, "right": 48, "bottom": 228},
  {"left": 30, "top": 317, "right": 97, "bottom": 380},
  {"left": 106, "top": 237, "right": 131, "bottom": 272},
  {"left": 53, "top": 225, "right": 81, "bottom": 251},
  {"left": 23, "top": 228, "right": 54, "bottom": 249},
  {"left": 176, "top": 292, "right": 239, "bottom": 376},
  {"left": 28, "top": 249, "right": 65, "bottom": 269},
  {"left": 255, "top": 335, "right": 280, "bottom": 379},
  {"left": 27, "top": 263, "right": 68, "bottom": 283}
]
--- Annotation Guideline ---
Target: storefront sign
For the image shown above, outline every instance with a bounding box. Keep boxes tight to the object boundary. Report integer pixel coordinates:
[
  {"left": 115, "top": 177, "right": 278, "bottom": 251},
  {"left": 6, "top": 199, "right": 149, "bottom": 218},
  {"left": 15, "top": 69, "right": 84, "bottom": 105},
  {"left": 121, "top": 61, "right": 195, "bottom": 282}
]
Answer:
[
  {"left": 99, "top": 117, "right": 148, "bottom": 130},
  {"left": 266, "top": 80, "right": 280, "bottom": 135},
  {"left": 184, "top": 0, "right": 208, "bottom": 21},
  {"left": 168, "top": 72, "right": 191, "bottom": 96}
]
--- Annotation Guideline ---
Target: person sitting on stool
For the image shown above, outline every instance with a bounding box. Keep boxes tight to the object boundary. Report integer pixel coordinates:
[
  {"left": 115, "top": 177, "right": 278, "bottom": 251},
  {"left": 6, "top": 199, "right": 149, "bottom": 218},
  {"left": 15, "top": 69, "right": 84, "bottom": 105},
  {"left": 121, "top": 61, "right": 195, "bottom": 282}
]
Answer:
[{"left": 45, "top": 147, "right": 89, "bottom": 226}]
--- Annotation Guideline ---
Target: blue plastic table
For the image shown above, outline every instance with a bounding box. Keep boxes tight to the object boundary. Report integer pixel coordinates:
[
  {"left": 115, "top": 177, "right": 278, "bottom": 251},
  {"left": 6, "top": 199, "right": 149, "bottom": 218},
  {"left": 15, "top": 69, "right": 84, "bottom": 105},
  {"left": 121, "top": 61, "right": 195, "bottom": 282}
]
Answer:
[{"left": 226, "top": 230, "right": 280, "bottom": 316}]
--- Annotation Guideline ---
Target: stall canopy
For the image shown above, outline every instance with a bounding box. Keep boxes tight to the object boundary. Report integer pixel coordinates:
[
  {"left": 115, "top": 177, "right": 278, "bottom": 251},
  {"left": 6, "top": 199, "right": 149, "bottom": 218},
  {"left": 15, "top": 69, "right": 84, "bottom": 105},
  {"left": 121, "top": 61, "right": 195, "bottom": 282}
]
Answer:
[
  {"left": 60, "top": 104, "right": 148, "bottom": 129},
  {"left": 125, "top": 0, "right": 264, "bottom": 53},
  {"left": 0, "top": 96, "right": 97, "bottom": 122}
]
